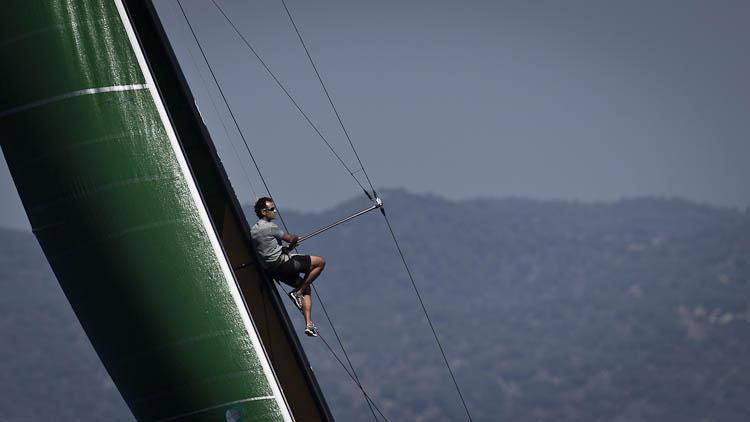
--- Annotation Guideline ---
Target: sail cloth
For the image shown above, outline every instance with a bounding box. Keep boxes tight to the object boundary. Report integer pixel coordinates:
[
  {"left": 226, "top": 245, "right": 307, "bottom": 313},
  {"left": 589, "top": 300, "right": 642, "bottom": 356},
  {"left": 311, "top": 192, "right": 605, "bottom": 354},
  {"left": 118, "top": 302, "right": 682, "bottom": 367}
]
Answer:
[{"left": 0, "top": 0, "right": 332, "bottom": 420}]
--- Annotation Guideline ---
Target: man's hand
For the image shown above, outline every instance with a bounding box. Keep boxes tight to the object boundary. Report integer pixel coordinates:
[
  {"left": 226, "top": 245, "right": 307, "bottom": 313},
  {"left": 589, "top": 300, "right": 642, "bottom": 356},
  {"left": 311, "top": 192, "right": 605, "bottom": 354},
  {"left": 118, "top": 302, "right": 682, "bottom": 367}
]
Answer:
[
  {"left": 288, "top": 235, "right": 299, "bottom": 250},
  {"left": 281, "top": 233, "right": 299, "bottom": 251}
]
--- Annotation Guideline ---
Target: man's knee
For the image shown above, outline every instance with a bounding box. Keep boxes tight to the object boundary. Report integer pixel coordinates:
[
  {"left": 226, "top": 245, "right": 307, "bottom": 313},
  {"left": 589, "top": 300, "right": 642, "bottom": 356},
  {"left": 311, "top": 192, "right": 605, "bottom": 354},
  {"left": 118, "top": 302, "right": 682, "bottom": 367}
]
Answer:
[{"left": 312, "top": 255, "right": 325, "bottom": 269}]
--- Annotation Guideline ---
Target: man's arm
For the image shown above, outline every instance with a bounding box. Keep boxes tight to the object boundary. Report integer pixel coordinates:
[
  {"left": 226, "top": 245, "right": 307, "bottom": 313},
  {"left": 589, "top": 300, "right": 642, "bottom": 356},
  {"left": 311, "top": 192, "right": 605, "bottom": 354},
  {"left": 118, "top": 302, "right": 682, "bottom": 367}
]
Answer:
[{"left": 281, "top": 232, "right": 299, "bottom": 250}]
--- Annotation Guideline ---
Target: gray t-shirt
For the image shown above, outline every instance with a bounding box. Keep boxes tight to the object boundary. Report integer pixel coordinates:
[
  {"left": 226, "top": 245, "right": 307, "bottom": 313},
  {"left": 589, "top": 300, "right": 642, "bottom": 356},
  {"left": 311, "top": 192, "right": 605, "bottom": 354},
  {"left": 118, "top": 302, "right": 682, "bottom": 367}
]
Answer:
[{"left": 250, "top": 219, "right": 284, "bottom": 267}]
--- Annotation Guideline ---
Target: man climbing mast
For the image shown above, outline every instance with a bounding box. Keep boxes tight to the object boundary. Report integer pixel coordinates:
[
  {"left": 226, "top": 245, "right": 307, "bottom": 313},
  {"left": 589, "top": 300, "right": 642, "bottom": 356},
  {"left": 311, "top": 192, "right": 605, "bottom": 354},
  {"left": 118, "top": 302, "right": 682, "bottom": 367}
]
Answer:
[{"left": 250, "top": 197, "right": 325, "bottom": 337}]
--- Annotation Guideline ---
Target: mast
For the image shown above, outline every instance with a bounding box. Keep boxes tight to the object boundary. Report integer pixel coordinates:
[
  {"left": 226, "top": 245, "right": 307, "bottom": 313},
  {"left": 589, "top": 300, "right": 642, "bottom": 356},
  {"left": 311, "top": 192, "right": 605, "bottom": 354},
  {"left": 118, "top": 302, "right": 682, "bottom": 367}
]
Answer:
[{"left": 0, "top": 1, "right": 332, "bottom": 420}]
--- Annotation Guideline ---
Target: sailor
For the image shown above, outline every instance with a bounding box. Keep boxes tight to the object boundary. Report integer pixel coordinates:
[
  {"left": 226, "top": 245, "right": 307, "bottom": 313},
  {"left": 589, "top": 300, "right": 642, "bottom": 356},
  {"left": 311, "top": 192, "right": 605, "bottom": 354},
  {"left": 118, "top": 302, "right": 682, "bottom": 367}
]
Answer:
[{"left": 250, "top": 197, "right": 325, "bottom": 337}]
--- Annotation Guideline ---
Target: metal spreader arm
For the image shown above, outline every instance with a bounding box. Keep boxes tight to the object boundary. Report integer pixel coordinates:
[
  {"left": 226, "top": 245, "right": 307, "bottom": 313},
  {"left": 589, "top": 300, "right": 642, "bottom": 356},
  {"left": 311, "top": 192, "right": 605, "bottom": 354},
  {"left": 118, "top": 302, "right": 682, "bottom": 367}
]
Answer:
[{"left": 297, "top": 197, "right": 383, "bottom": 245}]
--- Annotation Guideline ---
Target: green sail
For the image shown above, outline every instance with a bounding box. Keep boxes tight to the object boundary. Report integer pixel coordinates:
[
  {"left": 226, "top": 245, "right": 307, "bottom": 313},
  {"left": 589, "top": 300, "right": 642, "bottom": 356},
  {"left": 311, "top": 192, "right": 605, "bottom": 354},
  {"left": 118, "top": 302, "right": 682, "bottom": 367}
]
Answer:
[{"left": 0, "top": 1, "right": 331, "bottom": 420}]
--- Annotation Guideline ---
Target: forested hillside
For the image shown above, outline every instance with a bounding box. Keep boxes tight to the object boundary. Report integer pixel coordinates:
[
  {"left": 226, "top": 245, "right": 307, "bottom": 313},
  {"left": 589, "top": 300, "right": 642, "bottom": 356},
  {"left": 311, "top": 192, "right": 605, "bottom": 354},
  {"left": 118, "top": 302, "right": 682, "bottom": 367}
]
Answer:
[{"left": 2, "top": 190, "right": 749, "bottom": 421}]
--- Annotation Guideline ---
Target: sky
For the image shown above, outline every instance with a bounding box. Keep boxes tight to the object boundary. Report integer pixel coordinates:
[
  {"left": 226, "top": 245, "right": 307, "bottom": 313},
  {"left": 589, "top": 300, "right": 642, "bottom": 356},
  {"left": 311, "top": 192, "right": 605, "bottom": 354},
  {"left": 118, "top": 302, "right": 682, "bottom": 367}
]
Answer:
[{"left": 2, "top": 0, "right": 749, "bottom": 231}]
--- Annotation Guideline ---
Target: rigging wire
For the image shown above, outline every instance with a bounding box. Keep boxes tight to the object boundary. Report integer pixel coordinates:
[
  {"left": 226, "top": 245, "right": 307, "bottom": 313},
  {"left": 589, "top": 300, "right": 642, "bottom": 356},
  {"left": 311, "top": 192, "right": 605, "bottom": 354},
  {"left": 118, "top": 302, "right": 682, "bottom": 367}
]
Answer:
[
  {"left": 175, "top": 0, "right": 275, "bottom": 201},
  {"left": 311, "top": 284, "right": 380, "bottom": 421},
  {"left": 278, "top": 0, "right": 377, "bottom": 198},
  {"left": 278, "top": 2, "right": 473, "bottom": 420},
  {"left": 320, "top": 337, "right": 386, "bottom": 421},
  {"left": 177, "top": 0, "right": 471, "bottom": 419},
  {"left": 203, "top": 2, "right": 380, "bottom": 415},
  {"left": 380, "top": 212, "right": 473, "bottom": 421},
  {"left": 210, "top": 0, "right": 373, "bottom": 199},
  {"left": 274, "top": 274, "right": 386, "bottom": 421},
  {"left": 313, "top": 320, "right": 389, "bottom": 421},
  {"left": 169, "top": 0, "right": 261, "bottom": 203},
  {"left": 175, "top": 2, "right": 386, "bottom": 420}
]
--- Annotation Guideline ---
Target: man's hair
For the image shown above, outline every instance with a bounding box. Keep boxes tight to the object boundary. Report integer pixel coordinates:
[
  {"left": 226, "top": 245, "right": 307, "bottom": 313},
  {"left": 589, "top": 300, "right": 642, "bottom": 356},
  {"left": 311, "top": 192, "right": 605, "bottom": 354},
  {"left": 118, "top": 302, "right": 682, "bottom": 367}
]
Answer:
[{"left": 254, "top": 197, "right": 273, "bottom": 218}]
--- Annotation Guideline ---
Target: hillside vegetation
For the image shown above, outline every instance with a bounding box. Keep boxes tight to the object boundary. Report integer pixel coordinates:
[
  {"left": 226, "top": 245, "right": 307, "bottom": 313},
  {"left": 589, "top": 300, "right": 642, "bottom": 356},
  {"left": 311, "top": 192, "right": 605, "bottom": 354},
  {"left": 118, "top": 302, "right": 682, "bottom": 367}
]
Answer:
[{"left": 2, "top": 190, "right": 749, "bottom": 421}]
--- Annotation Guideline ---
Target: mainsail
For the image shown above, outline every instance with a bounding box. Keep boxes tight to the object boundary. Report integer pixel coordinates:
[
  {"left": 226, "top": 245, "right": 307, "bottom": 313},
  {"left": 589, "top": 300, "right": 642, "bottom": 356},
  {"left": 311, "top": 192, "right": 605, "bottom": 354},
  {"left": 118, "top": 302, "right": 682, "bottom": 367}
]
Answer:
[{"left": 0, "top": 0, "right": 332, "bottom": 420}]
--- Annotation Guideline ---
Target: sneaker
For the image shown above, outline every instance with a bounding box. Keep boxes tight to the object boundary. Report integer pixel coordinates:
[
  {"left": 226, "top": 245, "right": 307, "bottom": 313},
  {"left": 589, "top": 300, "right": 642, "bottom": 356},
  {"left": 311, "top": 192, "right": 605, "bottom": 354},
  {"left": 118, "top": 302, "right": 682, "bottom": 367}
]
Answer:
[
  {"left": 304, "top": 324, "right": 319, "bottom": 337},
  {"left": 288, "top": 290, "right": 303, "bottom": 311}
]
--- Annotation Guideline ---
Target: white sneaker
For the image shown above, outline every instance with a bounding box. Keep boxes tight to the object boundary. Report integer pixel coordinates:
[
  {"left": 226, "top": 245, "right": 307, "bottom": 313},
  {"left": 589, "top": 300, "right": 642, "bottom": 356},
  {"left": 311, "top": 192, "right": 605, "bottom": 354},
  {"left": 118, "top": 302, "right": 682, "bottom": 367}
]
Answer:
[
  {"left": 304, "top": 324, "right": 319, "bottom": 337},
  {"left": 288, "top": 290, "right": 303, "bottom": 311}
]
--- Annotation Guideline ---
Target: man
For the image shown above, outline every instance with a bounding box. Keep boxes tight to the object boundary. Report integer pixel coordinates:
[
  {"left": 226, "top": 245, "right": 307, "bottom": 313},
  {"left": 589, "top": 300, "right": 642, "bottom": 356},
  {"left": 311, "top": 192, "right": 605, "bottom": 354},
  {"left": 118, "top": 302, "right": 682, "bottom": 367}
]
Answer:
[{"left": 250, "top": 197, "right": 326, "bottom": 337}]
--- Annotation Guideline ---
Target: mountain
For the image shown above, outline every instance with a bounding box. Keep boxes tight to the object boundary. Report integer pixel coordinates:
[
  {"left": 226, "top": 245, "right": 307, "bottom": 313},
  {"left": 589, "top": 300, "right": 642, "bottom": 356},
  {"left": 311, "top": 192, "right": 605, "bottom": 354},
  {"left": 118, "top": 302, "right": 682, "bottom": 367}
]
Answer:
[
  {"left": 2, "top": 190, "right": 749, "bottom": 421},
  {"left": 0, "top": 227, "right": 131, "bottom": 421}
]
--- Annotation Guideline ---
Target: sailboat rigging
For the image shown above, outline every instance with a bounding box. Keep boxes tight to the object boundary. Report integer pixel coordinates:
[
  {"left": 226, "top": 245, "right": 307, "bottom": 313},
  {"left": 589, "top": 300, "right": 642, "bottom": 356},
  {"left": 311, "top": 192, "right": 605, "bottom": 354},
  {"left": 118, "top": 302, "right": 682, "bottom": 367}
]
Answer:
[
  {"left": 0, "top": 0, "right": 473, "bottom": 419},
  {"left": 176, "top": 1, "right": 473, "bottom": 420}
]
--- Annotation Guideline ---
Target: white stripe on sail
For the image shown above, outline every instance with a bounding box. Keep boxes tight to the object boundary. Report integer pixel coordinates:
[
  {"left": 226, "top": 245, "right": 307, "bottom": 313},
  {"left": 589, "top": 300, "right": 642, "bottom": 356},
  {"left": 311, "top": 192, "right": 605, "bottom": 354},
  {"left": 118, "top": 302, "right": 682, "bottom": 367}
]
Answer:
[
  {"left": 111, "top": 1, "right": 293, "bottom": 421},
  {"left": 0, "top": 84, "right": 150, "bottom": 119}
]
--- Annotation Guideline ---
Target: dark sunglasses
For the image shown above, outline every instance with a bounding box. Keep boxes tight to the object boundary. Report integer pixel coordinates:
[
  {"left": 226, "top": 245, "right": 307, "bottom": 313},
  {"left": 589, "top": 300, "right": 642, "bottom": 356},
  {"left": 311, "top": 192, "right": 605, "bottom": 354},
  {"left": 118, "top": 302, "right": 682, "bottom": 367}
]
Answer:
[{"left": 264, "top": 207, "right": 277, "bottom": 212}]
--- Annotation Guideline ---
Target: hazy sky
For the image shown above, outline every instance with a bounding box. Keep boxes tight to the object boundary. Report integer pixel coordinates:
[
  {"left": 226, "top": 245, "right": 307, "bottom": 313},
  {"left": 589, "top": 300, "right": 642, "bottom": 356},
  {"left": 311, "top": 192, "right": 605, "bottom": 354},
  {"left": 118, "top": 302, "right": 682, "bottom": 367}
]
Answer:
[{"left": 2, "top": 0, "right": 749, "bottom": 230}]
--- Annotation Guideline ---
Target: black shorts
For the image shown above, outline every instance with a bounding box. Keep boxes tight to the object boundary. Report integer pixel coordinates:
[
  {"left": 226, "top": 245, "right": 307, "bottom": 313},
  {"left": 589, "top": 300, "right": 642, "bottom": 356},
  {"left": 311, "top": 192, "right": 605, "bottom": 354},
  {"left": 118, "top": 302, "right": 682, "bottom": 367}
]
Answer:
[{"left": 271, "top": 254, "right": 311, "bottom": 288}]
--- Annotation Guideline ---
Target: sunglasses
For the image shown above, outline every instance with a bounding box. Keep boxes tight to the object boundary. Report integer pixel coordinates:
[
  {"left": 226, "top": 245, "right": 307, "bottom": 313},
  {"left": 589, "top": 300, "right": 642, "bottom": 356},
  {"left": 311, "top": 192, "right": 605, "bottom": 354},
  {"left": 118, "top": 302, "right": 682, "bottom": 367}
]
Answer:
[{"left": 264, "top": 207, "right": 277, "bottom": 212}]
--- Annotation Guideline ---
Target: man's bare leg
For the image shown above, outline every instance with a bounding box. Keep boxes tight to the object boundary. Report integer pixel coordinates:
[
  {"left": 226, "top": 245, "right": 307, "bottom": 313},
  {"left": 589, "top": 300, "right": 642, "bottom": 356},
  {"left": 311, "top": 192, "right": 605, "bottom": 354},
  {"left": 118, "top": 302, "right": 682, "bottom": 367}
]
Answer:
[
  {"left": 295, "top": 255, "right": 325, "bottom": 295},
  {"left": 293, "top": 256, "right": 325, "bottom": 333},
  {"left": 302, "top": 294, "right": 313, "bottom": 327}
]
